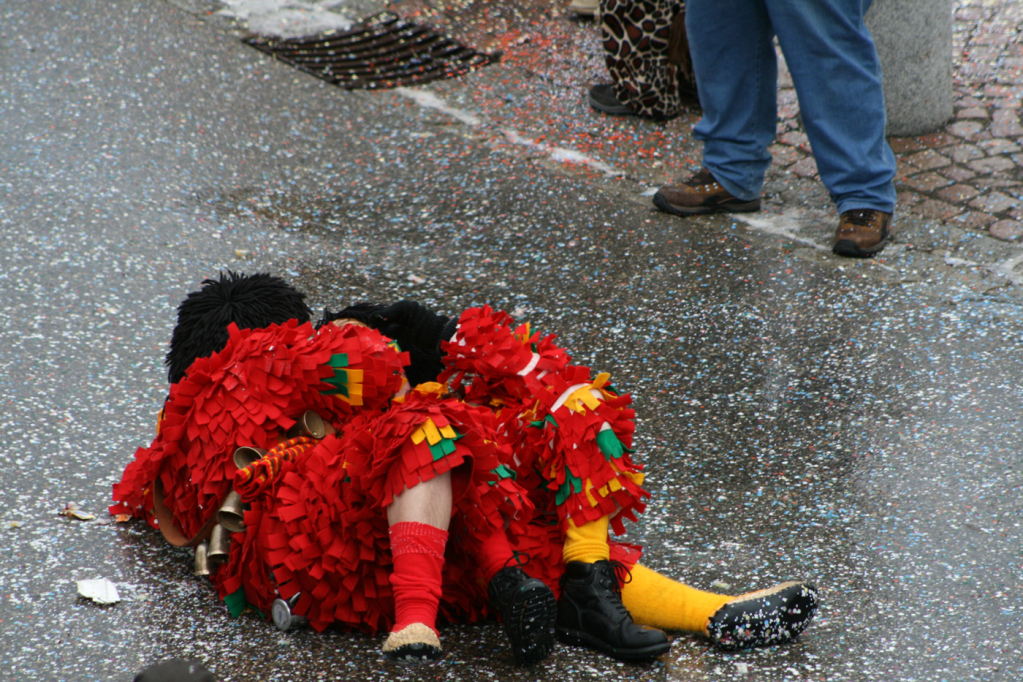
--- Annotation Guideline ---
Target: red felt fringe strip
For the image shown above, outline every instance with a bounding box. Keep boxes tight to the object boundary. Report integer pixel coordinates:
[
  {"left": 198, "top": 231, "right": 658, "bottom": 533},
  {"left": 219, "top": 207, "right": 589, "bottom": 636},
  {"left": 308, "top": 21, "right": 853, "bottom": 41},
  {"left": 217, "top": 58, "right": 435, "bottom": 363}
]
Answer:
[{"left": 441, "top": 305, "right": 570, "bottom": 405}]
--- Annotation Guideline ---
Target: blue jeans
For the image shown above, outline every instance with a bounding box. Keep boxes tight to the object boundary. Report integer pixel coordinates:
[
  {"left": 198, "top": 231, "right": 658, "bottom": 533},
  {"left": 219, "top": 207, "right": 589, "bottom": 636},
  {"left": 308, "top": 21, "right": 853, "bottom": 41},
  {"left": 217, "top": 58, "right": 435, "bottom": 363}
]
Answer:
[{"left": 685, "top": 0, "right": 896, "bottom": 214}]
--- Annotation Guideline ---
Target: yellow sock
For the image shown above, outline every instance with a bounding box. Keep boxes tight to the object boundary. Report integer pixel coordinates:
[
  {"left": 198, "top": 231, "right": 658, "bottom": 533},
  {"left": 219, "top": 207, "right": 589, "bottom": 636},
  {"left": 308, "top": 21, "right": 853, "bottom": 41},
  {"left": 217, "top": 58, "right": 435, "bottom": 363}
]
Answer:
[
  {"left": 562, "top": 515, "right": 611, "bottom": 564},
  {"left": 621, "top": 564, "right": 733, "bottom": 634}
]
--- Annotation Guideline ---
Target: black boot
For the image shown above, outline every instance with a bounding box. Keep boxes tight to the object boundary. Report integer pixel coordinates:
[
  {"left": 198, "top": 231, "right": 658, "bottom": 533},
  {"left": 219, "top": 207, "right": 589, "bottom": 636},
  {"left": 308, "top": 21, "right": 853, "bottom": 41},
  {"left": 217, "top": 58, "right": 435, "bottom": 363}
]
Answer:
[
  {"left": 488, "top": 567, "right": 558, "bottom": 666},
  {"left": 556, "top": 560, "right": 671, "bottom": 662}
]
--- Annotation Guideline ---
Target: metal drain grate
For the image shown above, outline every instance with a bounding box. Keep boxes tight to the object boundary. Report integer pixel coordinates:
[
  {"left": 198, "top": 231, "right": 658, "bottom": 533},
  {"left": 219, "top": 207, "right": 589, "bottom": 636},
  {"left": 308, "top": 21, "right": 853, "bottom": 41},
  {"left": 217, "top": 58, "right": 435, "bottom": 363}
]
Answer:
[{"left": 243, "top": 15, "right": 498, "bottom": 90}]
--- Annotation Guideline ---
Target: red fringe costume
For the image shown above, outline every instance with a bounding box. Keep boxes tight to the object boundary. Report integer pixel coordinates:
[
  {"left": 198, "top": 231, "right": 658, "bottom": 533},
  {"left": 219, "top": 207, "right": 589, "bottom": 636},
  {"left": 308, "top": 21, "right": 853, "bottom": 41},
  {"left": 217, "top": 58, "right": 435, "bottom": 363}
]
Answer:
[
  {"left": 440, "top": 306, "right": 647, "bottom": 592},
  {"left": 111, "top": 321, "right": 527, "bottom": 632}
]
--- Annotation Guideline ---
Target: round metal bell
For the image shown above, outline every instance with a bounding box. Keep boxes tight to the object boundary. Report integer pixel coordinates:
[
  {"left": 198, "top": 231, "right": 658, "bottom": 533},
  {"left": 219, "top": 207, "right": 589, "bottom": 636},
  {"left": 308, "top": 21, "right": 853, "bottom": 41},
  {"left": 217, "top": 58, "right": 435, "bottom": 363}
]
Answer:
[
  {"left": 207, "top": 524, "right": 231, "bottom": 563},
  {"left": 271, "top": 593, "right": 308, "bottom": 632},
  {"left": 216, "top": 490, "right": 246, "bottom": 533},
  {"left": 233, "top": 446, "right": 267, "bottom": 470},
  {"left": 194, "top": 541, "right": 210, "bottom": 576},
  {"left": 286, "top": 410, "right": 329, "bottom": 440}
]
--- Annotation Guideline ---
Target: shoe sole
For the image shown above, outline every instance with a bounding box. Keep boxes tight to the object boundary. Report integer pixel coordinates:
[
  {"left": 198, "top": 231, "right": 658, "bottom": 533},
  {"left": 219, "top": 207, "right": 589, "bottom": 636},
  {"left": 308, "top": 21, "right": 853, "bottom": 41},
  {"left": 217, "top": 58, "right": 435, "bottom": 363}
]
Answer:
[
  {"left": 383, "top": 642, "right": 443, "bottom": 663},
  {"left": 588, "top": 101, "right": 635, "bottom": 116},
  {"left": 652, "top": 191, "right": 761, "bottom": 216},
  {"left": 556, "top": 625, "right": 671, "bottom": 662},
  {"left": 832, "top": 237, "right": 889, "bottom": 258},
  {"left": 502, "top": 581, "right": 558, "bottom": 666},
  {"left": 707, "top": 582, "right": 819, "bottom": 651}
]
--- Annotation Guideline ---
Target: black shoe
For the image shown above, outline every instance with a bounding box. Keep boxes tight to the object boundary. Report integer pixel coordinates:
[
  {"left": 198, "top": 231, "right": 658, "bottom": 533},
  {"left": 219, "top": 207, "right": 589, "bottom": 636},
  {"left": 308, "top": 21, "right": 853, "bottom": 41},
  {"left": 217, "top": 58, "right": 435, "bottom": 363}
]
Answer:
[
  {"left": 556, "top": 560, "right": 671, "bottom": 662},
  {"left": 707, "top": 581, "right": 819, "bottom": 650},
  {"left": 588, "top": 84, "right": 635, "bottom": 116},
  {"left": 488, "top": 567, "right": 557, "bottom": 666}
]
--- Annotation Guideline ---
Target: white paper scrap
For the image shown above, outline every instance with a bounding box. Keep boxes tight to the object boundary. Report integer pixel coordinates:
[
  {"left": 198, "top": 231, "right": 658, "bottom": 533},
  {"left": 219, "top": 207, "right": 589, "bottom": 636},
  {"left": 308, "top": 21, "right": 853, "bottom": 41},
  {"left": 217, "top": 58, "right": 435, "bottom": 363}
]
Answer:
[{"left": 77, "top": 579, "right": 121, "bottom": 605}]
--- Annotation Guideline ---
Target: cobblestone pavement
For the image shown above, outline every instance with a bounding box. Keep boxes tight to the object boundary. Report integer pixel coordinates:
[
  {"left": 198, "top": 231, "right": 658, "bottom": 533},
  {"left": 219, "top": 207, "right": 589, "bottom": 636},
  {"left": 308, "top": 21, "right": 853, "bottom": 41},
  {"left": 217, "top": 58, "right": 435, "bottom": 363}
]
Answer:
[
  {"left": 892, "top": 0, "right": 1023, "bottom": 242},
  {"left": 706, "top": 0, "right": 1023, "bottom": 244}
]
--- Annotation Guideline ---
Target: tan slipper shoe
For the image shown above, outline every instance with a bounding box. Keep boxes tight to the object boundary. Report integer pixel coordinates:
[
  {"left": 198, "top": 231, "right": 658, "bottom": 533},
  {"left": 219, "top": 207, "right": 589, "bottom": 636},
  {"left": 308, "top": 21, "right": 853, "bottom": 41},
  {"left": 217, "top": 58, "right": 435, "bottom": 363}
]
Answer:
[{"left": 382, "top": 623, "right": 443, "bottom": 662}]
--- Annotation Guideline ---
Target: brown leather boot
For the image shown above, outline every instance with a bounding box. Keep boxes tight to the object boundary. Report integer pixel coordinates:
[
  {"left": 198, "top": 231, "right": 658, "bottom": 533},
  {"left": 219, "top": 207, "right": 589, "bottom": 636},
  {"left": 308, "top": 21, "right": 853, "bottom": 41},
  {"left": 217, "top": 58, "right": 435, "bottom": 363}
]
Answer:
[
  {"left": 832, "top": 209, "right": 893, "bottom": 258},
  {"left": 653, "top": 167, "right": 761, "bottom": 216}
]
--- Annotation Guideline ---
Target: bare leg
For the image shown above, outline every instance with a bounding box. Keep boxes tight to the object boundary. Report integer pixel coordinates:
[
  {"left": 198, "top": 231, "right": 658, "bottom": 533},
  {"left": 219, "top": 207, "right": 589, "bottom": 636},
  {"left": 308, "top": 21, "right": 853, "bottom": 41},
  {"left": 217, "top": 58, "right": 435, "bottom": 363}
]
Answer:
[{"left": 386, "top": 471, "right": 452, "bottom": 529}]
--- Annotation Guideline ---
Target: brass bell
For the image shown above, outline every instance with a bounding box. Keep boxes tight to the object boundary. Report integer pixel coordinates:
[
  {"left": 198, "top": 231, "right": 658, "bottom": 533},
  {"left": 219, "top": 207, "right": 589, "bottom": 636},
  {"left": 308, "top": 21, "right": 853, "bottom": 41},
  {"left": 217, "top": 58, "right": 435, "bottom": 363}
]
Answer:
[
  {"left": 207, "top": 524, "right": 231, "bottom": 563},
  {"left": 233, "top": 446, "right": 267, "bottom": 470},
  {"left": 286, "top": 410, "right": 331, "bottom": 440},
  {"left": 217, "top": 490, "right": 247, "bottom": 533},
  {"left": 194, "top": 541, "right": 210, "bottom": 576}
]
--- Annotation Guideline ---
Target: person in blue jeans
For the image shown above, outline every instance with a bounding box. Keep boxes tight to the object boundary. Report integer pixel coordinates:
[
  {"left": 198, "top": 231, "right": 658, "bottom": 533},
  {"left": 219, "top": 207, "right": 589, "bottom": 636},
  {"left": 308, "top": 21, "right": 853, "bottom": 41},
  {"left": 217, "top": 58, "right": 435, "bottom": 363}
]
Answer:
[{"left": 653, "top": 0, "right": 897, "bottom": 258}]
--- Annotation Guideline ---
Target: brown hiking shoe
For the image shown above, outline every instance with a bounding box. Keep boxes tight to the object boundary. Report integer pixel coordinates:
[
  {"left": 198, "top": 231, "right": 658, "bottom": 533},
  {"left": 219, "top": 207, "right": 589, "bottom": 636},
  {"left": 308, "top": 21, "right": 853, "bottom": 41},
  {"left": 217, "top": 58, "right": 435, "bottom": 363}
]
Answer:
[
  {"left": 832, "top": 209, "right": 893, "bottom": 258},
  {"left": 653, "top": 167, "right": 761, "bottom": 216}
]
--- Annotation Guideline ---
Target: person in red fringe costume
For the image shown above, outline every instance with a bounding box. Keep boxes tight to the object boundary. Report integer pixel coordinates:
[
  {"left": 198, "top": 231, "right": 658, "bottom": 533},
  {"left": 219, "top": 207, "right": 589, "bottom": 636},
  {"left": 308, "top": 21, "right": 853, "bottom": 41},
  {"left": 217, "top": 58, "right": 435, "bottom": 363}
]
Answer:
[{"left": 112, "top": 272, "right": 819, "bottom": 669}]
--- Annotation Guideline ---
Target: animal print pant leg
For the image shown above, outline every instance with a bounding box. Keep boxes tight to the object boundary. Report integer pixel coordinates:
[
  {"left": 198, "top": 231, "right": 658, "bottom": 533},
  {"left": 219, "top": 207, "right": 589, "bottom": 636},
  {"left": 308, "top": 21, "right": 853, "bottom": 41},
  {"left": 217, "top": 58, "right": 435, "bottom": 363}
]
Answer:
[{"left": 601, "top": 0, "right": 697, "bottom": 120}]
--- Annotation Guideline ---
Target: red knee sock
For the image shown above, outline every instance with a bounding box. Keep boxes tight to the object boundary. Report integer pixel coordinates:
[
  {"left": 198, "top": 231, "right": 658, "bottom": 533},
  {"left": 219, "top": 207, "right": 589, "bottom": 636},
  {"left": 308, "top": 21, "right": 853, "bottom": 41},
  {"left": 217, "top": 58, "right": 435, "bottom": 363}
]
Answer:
[
  {"left": 477, "top": 530, "right": 515, "bottom": 584},
  {"left": 388, "top": 521, "right": 448, "bottom": 635}
]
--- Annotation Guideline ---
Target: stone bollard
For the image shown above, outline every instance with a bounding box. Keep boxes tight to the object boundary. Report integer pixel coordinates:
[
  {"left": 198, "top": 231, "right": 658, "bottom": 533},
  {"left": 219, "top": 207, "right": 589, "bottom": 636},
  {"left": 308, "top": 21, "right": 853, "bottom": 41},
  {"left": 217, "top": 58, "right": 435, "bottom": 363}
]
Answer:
[{"left": 866, "top": 0, "right": 953, "bottom": 136}]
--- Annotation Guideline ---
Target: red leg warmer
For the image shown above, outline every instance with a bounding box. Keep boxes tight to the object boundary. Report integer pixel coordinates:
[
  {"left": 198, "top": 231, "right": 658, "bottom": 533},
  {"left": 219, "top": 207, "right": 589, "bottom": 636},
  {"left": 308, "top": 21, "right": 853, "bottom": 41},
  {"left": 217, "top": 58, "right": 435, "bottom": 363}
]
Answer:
[{"left": 388, "top": 522, "right": 448, "bottom": 634}]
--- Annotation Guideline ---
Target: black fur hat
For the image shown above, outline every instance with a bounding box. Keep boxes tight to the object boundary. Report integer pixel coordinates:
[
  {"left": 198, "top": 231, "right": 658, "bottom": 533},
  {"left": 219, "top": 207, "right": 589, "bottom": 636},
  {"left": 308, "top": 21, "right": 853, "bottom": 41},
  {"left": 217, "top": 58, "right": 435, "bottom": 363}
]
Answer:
[
  {"left": 316, "top": 302, "right": 386, "bottom": 329},
  {"left": 166, "top": 271, "right": 311, "bottom": 384}
]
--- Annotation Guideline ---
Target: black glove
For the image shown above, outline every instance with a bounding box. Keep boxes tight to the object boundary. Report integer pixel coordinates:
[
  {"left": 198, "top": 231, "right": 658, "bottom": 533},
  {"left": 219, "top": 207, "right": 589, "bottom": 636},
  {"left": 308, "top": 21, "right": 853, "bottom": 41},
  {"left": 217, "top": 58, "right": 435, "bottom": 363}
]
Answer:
[{"left": 372, "top": 300, "right": 452, "bottom": 353}]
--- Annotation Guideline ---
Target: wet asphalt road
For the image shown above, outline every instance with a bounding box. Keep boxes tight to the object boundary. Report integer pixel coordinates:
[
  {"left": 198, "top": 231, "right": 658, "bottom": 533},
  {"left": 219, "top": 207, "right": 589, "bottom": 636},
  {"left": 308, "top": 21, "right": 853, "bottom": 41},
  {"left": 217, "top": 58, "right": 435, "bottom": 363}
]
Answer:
[{"left": 1, "top": 1, "right": 1021, "bottom": 681}]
